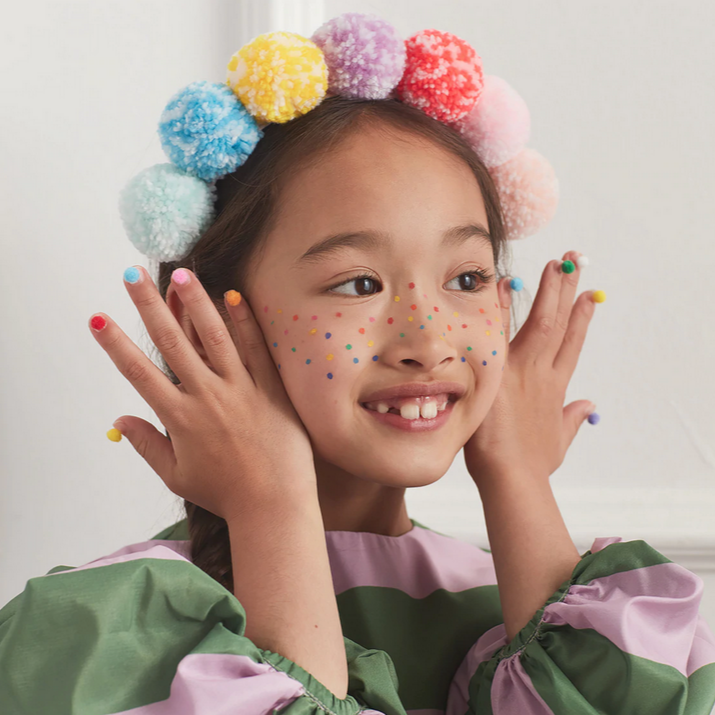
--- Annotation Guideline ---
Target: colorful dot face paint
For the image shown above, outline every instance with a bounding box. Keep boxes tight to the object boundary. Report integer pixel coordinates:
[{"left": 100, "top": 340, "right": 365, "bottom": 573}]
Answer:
[{"left": 235, "top": 123, "right": 508, "bottom": 482}]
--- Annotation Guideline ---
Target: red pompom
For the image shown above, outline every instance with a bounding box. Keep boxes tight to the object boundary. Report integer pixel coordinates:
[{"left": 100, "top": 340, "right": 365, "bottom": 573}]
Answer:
[{"left": 396, "top": 29, "right": 484, "bottom": 124}]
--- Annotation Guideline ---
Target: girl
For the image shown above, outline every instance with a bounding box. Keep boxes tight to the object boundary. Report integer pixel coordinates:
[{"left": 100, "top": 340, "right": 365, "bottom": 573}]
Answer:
[{"left": 1, "top": 14, "right": 714, "bottom": 715}]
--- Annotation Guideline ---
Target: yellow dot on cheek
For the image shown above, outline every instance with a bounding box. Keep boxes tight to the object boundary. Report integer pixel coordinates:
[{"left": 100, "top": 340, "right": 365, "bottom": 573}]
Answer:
[
  {"left": 277, "top": 309, "right": 282, "bottom": 314},
  {"left": 407, "top": 316, "right": 413, "bottom": 322},
  {"left": 486, "top": 331, "right": 491, "bottom": 336},
  {"left": 367, "top": 340, "right": 374, "bottom": 347},
  {"left": 394, "top": 296, "right": 400, "bottom": 302},
  {"left": 326, "top": 353, "right": 334, "bottom": 360},
  {"left": 309, "top": 328, "right": 317, "bottom": 335}
]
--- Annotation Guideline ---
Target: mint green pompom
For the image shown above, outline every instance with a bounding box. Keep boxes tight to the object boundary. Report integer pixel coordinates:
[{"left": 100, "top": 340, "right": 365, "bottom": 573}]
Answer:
[{"left": 118, "top": 163, "right": 216, "bottom": 262}]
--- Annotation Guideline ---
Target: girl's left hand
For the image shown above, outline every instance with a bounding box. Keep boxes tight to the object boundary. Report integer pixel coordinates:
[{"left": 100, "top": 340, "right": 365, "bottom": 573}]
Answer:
[{"left": 464, "top": 250, "right": 598, "bottom": 488}]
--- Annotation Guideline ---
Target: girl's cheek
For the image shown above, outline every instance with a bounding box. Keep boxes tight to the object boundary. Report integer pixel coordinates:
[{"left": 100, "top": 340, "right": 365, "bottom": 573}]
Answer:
[{"left": 260, "top": 295, "right": 507, "bottom": 379}]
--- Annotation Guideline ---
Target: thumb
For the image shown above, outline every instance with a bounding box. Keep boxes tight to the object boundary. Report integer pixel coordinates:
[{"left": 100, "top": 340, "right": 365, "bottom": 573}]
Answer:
[
  {"left": 563, "top": 400, "right": 598, "bottom": 444},
  {"left": 109, "top": 416, "right": 178, "bottom": 481}
]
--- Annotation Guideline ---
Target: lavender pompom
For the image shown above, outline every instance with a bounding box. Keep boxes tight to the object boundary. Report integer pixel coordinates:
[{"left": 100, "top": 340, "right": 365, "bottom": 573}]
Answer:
[{"left": 311, "top": 12, "right": 406, "bottom": 99}]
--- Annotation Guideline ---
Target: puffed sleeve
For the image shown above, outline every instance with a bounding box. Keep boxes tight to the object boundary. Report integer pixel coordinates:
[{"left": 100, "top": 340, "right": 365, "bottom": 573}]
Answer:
[
  {"left": 445, "top": 537, "right": 715, "bottom": 715},
  {"left": 0, "top": 539, "right": 408, "bottom": 715}
]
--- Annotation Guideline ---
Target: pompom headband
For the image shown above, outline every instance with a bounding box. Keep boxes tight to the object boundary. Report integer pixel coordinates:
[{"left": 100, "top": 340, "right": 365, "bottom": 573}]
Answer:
[{"left": 118, "top": 12, "right": 559, "bottom": 263}]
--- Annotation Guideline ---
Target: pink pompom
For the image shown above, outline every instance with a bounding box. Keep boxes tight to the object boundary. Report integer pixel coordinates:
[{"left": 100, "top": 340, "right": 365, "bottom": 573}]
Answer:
[
  {"left": 455, "top": 75, "right": 530, "bottom": 168},
  {"left": 489, "top": 148, "right": 559, "bottom": 241},
  {"left": 395, "top": 29, "right": 484, "bottom": 123}
]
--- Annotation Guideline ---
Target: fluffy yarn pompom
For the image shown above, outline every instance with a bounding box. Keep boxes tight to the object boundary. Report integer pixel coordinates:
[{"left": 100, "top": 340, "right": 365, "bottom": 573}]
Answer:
[
  {"left": 118, "top": 163, "right": 216, "bottom": 262},
  {"left": 311, "top": 12, "right": 406, "bottom": 99},
  {"left": 395, "top": 29, "right": 483, "bottom": 123},
  {"left": 455, "top": 75, "right": 530, "bottom": 168},
  {"left": 489, "top": 148, "right": 559, "bottom": 241},
  {"left": 158, "top": 81, "right": 263, "bottom": 182},
  {"left": 226, "top": 32, "right": 328, "bottom": 124}
]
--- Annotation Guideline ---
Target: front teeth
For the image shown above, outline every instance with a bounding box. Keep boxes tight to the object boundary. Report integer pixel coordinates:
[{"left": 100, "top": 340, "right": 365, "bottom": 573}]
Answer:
[{"left": 373, "top": 401, "right": 445, "bottom": 419}]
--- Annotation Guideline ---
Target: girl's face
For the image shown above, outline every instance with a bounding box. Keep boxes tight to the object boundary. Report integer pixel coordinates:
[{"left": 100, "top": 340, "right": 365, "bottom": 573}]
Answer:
[{"left": 245, "top": 124, "right": 508, "bottom": 486}]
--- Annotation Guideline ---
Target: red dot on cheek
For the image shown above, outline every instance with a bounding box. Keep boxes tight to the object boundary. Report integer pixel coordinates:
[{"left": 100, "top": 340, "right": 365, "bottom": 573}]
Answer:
[
  {"left": 387, "top": 317, "right": 394, "bottom": 324},
  {"left": 409, "top": 282, "right": 415, "bottom": 289}
]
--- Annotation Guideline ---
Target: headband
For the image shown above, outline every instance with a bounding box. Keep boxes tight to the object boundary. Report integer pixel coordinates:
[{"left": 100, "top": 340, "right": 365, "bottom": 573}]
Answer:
[{"left": 118, "top": 12, "right": 559, "bottom": 263}]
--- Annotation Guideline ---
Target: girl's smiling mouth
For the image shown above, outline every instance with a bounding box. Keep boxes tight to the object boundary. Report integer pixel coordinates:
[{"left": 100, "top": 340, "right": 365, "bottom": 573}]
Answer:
[{"left": 359, "top": 394, "right": 459, "bottom": 432}]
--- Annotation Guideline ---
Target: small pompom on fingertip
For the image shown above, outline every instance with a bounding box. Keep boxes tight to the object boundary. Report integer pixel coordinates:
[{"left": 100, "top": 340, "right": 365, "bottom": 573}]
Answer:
[
  {"left": 395, "top": 29, "right": 484, "bottom": 124},
  {"left": 107, "top": 428, "right": 123, "bottom": 442},
  {"left": 158, "top": 81, "right": 263, "bottom": 182},
  {"left": 488, "top": 148, "right": 559, "bottom": 241},
  {"left": 455, "top": 75, "right": 531, "bottom": 168},
  {"left": 311, "top": 13, "right": 406, "bottom": 99},
  {"left": 587, "top": 412, "right": 601, "bottom": 425},
  {"left": 118, "top": 163, "right": 216, "bottom": 262},
  {"left": 227, "top": 32, "right": 328, "bottom": 124}
]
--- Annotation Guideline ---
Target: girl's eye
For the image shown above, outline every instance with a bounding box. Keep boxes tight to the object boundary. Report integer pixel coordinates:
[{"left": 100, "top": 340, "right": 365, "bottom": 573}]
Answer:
[{"left": 327, "top": 269, "right": 494, "bottom": 297}]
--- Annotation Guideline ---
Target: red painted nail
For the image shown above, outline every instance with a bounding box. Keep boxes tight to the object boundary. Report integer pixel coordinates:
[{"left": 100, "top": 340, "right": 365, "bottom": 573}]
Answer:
[{"left": 91, "top": 315, "right": 107, "bottom": 331}]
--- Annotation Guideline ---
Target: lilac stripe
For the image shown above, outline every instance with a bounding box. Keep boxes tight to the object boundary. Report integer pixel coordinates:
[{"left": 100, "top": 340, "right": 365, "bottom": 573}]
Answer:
[
  {"left": 325, "top": 527, "right": 497, "bottom": 598},
  {"left": 43, "top": 539, "right": 192, "bottom": 577},
  {"left": 446, "top": 625, "right": 508, "bottom": 715},
  {"left": 108, "top": 653, "right": 305, "bottom": 714},
  {"left": 541, "top": 561, "right": 715, "bottom": 677},
  {"left": 490, "top": 657, "right": 554, "bottom": 714}
]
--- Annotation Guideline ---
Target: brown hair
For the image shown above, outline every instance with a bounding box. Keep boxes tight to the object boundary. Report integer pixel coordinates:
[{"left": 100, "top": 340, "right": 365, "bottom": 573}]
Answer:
[{"left": 149, "top": 95, "right": 516, "bottom": 593}]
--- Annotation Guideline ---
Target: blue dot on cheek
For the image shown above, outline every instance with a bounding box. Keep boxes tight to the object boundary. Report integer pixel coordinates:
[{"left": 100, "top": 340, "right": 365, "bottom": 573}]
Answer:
[
  {"left": 273, "top": 342, "right": 277, "bottom": 347},
  {"left": 325, "top": 332, "right": 332, "bottom": 339},
  {"left": 372, "top": 355, "right": 379, "bottom": 361},
  {"left": 305, "top": 359, "right": 311, "bottom": 365},
  {"left": 327, "top": 372, "right": 333, "bottom": 379},
  {"left": 461, "top": 356, "right": 466, "bottom": 362},
  {"left": 353, "top": 357, "right": 359, "bottom": 363}
]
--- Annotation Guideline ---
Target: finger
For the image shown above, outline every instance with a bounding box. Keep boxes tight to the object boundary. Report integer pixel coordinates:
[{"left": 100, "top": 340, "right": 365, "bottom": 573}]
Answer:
[
  {"left": 110, "top": 415, "right": 179, "bottom": 489},
  {"left": 167, "top": 267, "right": 244, "bottom": 382},
  {"left": 123, "top": 265, "right": 210, "bottom": 390},
  {"left": 553, "top": 289, "right": 597, "bottom": 377},
  {"left": 497, "top": 277, "right": 513, "bottom": 357},
  {"left": 225, "top": 290, "right": 282, "bottom": 393},
  {"left": 509, "top": 258, "right": 563, "bottom": 360},
  {"left": 542, "top": 250, "right": 583, "bottom": 365},
  {"left": 89, "top": 312, "right": 182, "bottom": 428}
]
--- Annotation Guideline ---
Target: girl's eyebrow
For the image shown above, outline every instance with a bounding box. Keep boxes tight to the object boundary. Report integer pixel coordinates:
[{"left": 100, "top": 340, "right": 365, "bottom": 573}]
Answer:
[{"left": 293, "top": 223, "right": 492, "bottom": 268}]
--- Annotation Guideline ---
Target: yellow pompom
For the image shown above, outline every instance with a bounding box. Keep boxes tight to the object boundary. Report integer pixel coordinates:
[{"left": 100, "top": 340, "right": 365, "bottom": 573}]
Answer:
[
  {"left": 592, "top": 290, "right": 607, "bottom": 303},
  {"left": 107, "top": 428, "right": 123, "bottom": 442},
  {"left": 226, "top": 32, "right": 328, "bottom": 124}
]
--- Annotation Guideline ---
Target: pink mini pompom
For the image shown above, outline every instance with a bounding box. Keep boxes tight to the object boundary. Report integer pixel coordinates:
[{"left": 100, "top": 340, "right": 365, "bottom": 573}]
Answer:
[
  {"left": 395, "top": 29, "right": 484, "bottom": 123},
  {"left": 455, "top": 75, "right": 530, "bottom": 168},
  {"left": 311, "top": 13, "right": 406, "bottom": 99},
  {"left": 489, "top": 148, "right": 559, "bottom": 241}
]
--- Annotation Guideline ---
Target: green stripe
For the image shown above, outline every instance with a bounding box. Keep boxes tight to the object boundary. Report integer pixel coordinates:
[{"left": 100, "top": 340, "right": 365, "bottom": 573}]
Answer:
[
  {"left": 0, "top": 558, "right": 406, "bottom": 715},
  {"left": 337, "top": 584, "right": 503, "bottom": 710}
]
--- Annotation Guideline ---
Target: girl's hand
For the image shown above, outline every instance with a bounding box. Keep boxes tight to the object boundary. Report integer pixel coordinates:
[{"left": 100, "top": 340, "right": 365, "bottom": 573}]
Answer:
[
  {"left": 464, "top": 250, "right": 598, "bottom": 488},
  {"left": 90, "top": 266, "right": 317, "bottom": 522}
]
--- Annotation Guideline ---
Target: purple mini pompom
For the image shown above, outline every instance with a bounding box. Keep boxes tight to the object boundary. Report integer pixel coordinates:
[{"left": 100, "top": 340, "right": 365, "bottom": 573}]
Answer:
[{"left": 311, "top": 12, "right": 406, "bottom": 99}]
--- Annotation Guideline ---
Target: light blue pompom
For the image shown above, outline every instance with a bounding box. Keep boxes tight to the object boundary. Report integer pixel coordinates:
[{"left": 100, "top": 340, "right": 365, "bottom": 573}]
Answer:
[
  {"left": 118, "top": 163, "right": 216, "bottom": 262},
  {"left": 158, "top": 81, "right": 263, "bottom": 182}
]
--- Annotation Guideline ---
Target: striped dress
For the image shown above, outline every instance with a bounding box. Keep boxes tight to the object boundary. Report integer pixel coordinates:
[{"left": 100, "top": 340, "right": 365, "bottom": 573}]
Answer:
[{"left": 1, "top": 517, "right": 714, "bottom": 714}]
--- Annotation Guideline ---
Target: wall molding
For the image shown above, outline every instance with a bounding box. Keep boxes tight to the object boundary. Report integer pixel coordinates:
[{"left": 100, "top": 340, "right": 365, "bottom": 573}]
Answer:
[{"left": 228, "top": 0, "right": 325, "bottom": 46}]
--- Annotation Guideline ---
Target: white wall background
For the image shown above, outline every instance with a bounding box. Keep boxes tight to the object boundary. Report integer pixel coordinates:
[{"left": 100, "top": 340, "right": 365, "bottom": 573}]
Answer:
[{"left": 2, "top": 0, "right": 714, "bottom": 627}]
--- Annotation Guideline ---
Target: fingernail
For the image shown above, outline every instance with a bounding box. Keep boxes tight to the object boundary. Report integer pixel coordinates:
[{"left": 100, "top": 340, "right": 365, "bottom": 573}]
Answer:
[
  {"left": 225, "top": 290, "right": 242, "bottom": 307},
  {"left": 90, "top": 315, "right": 107, "bottom": 332},
  {"left": 588, "top": 402, "right": 597, "bottom": 413},
  {"left": 509, "top": 277, "right": 523, "bottom": 292},
  {"left": 172, "top": 268, "right": 190, "bottom": 285},
  {"left": 124, "top": 266, "right": 142, "bottom": 284},
  {"left": 591, "top": 290, "right": 606, "bottom": 303}
]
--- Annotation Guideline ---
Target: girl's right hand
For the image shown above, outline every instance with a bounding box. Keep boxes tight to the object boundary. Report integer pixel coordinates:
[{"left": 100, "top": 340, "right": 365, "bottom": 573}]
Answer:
[{"left": 90, "top": 266, "right": 318, "bottom": 523}]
